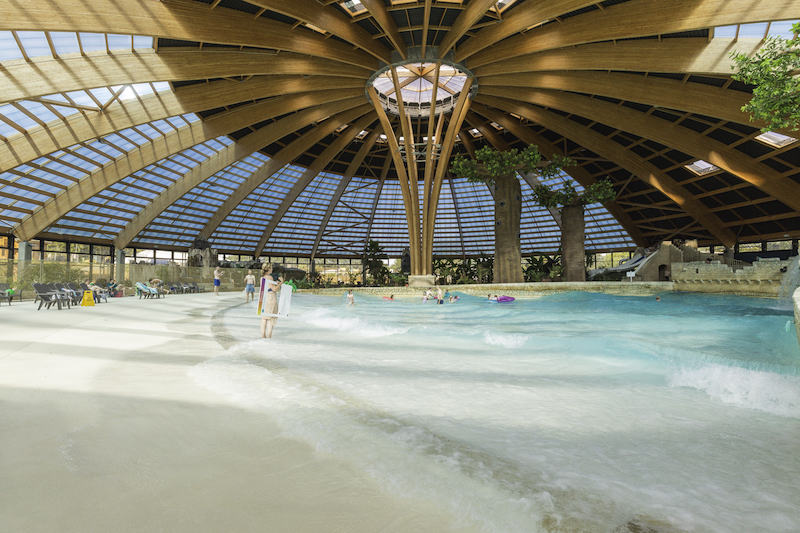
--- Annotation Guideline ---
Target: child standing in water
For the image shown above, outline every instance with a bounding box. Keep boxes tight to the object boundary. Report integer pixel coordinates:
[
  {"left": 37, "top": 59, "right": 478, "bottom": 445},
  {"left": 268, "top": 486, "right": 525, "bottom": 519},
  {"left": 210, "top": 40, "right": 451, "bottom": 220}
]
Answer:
[
  {"left": 244, "top": 270, "right": 256, "bottom": 302},
  {"left": 346, "top": 290, "right": 354, "bottom": 306},
  {"left": 213, "top": 267, "right": 223, "bottom": 296}
]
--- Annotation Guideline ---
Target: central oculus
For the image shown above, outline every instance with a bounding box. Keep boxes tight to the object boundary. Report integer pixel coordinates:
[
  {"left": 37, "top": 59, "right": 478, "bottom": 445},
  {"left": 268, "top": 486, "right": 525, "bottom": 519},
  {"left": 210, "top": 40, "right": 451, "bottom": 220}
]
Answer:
[{"left": 369, "top": 61, "right": 472, "bottom": 118}]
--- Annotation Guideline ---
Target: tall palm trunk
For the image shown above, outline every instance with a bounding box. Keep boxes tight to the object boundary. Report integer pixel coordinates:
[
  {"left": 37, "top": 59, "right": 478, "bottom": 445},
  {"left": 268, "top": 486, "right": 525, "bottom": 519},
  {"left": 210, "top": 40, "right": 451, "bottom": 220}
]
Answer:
[
  {"left": 561, "top": 204, "right": 585, "bottom": 282},
  {"left": 493, "top": 174, "right": 523, "bottom": 283}
]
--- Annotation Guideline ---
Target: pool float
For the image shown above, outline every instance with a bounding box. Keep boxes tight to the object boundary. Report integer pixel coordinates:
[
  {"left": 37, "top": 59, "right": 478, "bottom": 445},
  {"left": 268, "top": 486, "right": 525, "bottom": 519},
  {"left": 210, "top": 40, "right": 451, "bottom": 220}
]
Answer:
[
  {"left": 383, "top": 296, "right": 394, "bottom": 301},
  {"left": 496, "top": 295, "right": 515, "bottom": 303}
]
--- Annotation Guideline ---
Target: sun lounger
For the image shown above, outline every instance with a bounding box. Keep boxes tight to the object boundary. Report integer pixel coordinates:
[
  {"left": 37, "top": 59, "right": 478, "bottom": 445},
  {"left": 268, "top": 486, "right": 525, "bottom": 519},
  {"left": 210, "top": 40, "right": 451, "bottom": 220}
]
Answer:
[
  {"left": 32, "top": 283, "right": 63, "bottom": 310},
  {"left": 135, "top": 282, "right": 160, "bottom": 299},
  {"left": 0, "top": 283, "right": 19, "bottom": 305}
]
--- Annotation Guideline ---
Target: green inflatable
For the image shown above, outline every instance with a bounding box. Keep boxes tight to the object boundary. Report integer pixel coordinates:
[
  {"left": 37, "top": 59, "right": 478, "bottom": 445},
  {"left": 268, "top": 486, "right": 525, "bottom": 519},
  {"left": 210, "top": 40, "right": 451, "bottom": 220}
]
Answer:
[{"left": 284, "top": 280, "right": 297, "bottom": 292}]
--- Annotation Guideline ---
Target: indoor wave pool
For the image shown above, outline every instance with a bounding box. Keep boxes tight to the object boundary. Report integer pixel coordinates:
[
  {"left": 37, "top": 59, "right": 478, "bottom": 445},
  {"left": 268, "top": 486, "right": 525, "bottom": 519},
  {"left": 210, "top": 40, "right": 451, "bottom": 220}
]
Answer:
[{"left": 192, "top": 291, "right": 800, "bottom": 532}]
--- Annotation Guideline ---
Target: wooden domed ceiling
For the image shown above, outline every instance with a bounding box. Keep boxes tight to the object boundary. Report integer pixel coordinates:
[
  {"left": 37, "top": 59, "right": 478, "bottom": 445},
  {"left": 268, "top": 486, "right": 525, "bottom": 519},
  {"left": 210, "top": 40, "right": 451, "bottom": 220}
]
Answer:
[{"left": 0, "top": 0, "right": 798, "bottom": 257}]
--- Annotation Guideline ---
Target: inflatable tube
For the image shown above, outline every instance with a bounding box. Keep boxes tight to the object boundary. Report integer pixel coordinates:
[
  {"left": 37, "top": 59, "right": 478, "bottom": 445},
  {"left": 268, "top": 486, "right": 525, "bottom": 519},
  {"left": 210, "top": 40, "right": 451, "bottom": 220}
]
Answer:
[
  {"left": 383, "top": 296, "right": 394, "bottom": 301},
  {"left": 497, "top": 296, "right": 515, "bottom": 303}
]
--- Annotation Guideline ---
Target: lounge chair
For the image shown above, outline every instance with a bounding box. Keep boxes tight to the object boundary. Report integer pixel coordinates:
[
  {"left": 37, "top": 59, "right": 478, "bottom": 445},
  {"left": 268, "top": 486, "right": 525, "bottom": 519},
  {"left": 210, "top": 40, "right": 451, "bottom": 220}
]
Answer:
[
  {"left": 55, "top": 283, "right": 81, "bottom": 306},
  {"left": 80, "top": 282, "right": 108, "bottom": 303},
  {"left": 135, "top": 282, "right": 160, "bottom": 299},
  {"left": 45, "top": 283, "right": 73, "bottom": 309},
  {"left": 0, "top": 283, "right": 19, "bottom": 305},
  {"left": 190, "top": 282, "right": 203, "bottom": 293},
  {"left": 32, "top": 283, "right": 62, "bottom": 310}
]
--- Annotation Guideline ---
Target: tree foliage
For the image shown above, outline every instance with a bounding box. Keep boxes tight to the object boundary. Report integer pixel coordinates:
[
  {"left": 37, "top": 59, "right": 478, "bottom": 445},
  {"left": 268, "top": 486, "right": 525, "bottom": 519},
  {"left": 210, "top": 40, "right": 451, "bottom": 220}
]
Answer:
[
  {"left": 362, "top": 239, "right": 389, "bottom": 285},
  {"left": 450, "top": 145, "right": 572, "bottom": 184},
  {"left": 731, "top": 22, "right": 800, "bottom": 132},
  {"left": 530, "top": 178, "right": 616, "bottom": 209}
]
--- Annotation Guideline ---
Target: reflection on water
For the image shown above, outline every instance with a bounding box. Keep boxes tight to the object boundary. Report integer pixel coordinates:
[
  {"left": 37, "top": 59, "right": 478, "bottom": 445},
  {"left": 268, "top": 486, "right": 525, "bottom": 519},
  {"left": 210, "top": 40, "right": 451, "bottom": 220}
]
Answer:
[{"left": 192, "top": 291, "right": 800, "bottom": 532}]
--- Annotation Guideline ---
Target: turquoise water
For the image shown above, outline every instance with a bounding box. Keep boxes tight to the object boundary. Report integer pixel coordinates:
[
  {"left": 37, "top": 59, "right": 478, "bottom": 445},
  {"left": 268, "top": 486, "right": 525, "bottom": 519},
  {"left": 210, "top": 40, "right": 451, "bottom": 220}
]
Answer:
[{"left": 192, "top": 292, "right": 800, "bottom": 532}]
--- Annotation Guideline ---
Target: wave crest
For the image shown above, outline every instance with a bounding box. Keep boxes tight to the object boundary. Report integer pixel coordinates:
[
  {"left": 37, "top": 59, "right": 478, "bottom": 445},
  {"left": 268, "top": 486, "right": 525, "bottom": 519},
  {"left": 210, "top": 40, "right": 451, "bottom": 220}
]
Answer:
[{"left": 669, "top": 365, "right": 800, "bottom": 418}]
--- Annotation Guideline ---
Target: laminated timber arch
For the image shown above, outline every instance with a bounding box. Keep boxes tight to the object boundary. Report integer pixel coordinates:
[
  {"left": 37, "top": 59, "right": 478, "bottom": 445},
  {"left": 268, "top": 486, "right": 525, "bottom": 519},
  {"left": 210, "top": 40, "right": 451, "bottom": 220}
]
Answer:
[
  {"left": 13, "top": 95, "right": 368, "bottom": 242},
  {"left": 467, "top": 0, "right": 800, "bottom": 68},
  {"left": 0, "top": 51, "right": 369, "bottom": 104},
  {"left": 0, "top": 77, "right": 365, "bottom": 172},
  {"left": 1, "top": 0, "right": 799, "bottom": 258},
  {"left": 472, "top": 39, "right": 766, "bottom": 78},
  {"left": 478, "top": 87, "right": 800, "bottom": 213},
  {"left": 0, "top": 0, "right": 379, "bottom": 70},
  {"left": 473, "top": 97, "right": 737, "bottom": 246},
  {"left": 198, "top": 108, "right": 374, "bottom": 242}
]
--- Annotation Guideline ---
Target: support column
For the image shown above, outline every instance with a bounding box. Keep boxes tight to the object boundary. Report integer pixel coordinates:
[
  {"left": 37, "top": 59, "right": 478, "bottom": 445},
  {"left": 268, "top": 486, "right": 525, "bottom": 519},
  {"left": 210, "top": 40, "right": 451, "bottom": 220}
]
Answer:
[
  {"left": 115, "top": 248, "right": 126, "bottom": 282},
  {"left": 17, "top": 240, "right": 33, "bottom": 288},
  {"left": 562, "top": 204, "right": 586, "bottom": 282}
]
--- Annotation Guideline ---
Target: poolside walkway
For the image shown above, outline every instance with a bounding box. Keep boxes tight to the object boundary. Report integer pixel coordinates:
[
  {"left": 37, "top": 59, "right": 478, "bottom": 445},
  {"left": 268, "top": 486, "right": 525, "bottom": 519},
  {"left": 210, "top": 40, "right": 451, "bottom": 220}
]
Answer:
[{"left": 0, "top": 293, "right": 474, "bottom": 533}]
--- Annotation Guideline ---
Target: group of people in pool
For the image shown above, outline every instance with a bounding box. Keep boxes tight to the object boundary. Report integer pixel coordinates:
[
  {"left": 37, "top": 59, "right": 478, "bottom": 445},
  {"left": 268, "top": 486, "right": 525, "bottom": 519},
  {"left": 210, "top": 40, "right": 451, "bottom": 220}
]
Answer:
[{"left": 423, "top": 288, "right": 459, "bottom": 304}]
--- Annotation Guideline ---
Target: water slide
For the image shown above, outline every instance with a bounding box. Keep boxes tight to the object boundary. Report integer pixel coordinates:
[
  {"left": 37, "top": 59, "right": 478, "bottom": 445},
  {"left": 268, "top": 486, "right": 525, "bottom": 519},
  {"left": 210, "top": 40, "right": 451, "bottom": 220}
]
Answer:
[{"left": 588, "top": 251, "right": 648, "bottom": 279}]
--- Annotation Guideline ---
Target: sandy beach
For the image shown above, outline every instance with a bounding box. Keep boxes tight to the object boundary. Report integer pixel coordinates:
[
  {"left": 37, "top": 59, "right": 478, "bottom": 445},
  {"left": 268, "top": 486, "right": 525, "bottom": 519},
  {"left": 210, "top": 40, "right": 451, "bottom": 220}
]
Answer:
[{"left": 0, "top": 293, "right": 475, "bottom": 533}]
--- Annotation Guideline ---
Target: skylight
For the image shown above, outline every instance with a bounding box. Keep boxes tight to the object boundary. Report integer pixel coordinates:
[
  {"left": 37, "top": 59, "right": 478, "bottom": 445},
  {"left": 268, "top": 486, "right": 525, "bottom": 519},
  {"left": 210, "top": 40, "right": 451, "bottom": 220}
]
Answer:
[
  {"left": 685, "top": 160, "right": 720, "bottom": 176},
  {"left": 0, "top": 31, "right": 153, "bottom": 62},
  {"left": 340, "top": 0, "right": 366, "bottom": 16},
  {"left": 755, "top": 131, "right": 798, "bottom": 148},
  {"left": 714, "top": 19, "right": 798, "bottom": 40}
]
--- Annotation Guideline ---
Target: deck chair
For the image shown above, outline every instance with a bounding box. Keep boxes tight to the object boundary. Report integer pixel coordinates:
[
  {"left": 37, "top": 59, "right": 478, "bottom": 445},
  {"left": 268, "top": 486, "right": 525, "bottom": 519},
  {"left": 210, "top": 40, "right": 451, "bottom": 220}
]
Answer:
[
  {"left": 45, "top": 283, "right": 72, "bottom": 309},
  {"left": 55, "top": 283, "right": 81, "bottom": 306},
  {"left": 0, "top": 283, "right": 17, "bottom": 305},
  {"left": 32, "top": 283, "right": 62, "bottom": 310},
  {"left": 80, "top": 282, "right": 108, "bottom": 303},
  {"left": 190, "top": 282, "right": 203, "bottom": 293},
  {"left": 135, "top": 282, "right": 159, "bottom": 299}
]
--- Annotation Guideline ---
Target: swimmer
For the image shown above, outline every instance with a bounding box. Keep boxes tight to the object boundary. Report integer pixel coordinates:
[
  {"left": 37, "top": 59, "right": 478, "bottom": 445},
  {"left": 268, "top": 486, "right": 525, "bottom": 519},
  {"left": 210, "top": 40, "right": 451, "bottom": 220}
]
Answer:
[
  {"left": 655, "top": 296, "right": 661, "bottom": 302},
  {"left": 346, "top": 289, "right": 354, "bottom": 305}
]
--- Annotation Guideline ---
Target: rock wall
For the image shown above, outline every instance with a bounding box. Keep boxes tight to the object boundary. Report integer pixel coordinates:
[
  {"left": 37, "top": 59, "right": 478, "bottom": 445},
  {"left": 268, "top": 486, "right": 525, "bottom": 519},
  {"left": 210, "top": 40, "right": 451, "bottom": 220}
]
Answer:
[
  {"left": 671, "top": 258, "right": 790, "bottom": 297},
  {"left": 300, "top": 281, "right": 672, "bottom": 299}
]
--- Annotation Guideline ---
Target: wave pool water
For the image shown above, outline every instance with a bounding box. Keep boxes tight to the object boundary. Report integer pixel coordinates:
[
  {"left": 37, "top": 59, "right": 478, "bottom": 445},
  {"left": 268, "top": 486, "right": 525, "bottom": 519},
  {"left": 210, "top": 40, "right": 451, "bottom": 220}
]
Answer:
[{"left": 191, "top": 291, "right": 800, "bottom": 532}]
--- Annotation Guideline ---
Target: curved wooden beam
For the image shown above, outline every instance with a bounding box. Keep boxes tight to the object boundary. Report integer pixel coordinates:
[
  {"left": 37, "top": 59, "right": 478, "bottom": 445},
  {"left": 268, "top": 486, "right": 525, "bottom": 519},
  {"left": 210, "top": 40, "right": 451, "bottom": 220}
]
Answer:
[
  {"left": 113, "top": 144, "right": 240, "bottom": 249},
  {"left": 480, "top": 86, "right": 800, "bottom": 213},
  {"left": 0, "top": 0, "right": 379, "bottom": 70},
  {"left": 473, "top": 38, "right": 764, "bottom": 77},
  {"left": 360, "top": 0, "right": 406, "bottom": 59},
  {"left": 254, "top": 114, "right": 378, "bottom": 257},
  {"left": 0, "top": 78, "right": 365, "bottom": 173},
  {"left": 311, "top": 129, "right": 382, "bottom": 258},
  {"left": 475, "top": 95, "right": 741, "bottom": 247},
  {"left": 0, "top": 50, "right": 369, "bottom": 105},
  {"left": 455, "top": 0, "right": 595, "bottom": 62},
  {"left": 198, "top": 106, "right": 373, "bottom": 242},
  {"left": 12, "top": 96, "right": 367, "bottom": 242},
  {"left": 247, "top": 1, "right": 392, "bottom": 64},
  {"left": 437, "top": 0, "right": 497, "bottom": 58},
  {"left": 468, "top": 0, "right": 800, "bottom": 68},
  {"left": 470, "top": 103, "right": 647, "bottom": 246},
  {"left": 479, "top": 72, "right": 754, "bottom": 126}
]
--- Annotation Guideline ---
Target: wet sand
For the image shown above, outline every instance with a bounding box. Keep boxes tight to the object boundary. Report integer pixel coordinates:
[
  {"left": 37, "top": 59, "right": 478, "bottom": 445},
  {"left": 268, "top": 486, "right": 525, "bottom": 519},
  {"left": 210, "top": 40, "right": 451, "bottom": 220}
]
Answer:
[{"left": 0, "top": 293, "right": 476, "bottom": 533}]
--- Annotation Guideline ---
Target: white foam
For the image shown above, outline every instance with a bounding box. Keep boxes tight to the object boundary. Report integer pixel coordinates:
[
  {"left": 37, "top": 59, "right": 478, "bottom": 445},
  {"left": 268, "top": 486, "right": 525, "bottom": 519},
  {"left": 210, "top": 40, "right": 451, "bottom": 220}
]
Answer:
[
  {"left": 301, "top": 308, "right": 409, "bottom": 338},
  {"left": 483, "top": 331, "right": 529, "bottom": 349},
  {"left": 669, "top": 364, "right": 800, "bottom": 418}
]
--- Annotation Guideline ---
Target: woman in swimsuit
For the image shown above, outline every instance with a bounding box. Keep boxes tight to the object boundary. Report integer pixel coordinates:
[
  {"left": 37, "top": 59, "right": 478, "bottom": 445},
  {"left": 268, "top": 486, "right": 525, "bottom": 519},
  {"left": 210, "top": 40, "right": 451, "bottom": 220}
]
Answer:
[{"left": 260, "top": 264, "right": 284, "bottom": 339}]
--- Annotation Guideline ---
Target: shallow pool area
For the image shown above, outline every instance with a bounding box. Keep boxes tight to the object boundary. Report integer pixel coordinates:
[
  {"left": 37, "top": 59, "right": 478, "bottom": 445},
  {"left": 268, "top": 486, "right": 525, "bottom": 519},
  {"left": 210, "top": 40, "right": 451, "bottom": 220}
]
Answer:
[{"left": 193, "top": 291, "right": 800, "bottom": 532}]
